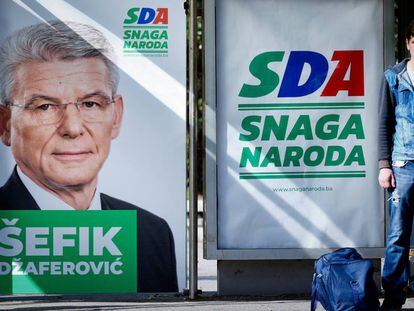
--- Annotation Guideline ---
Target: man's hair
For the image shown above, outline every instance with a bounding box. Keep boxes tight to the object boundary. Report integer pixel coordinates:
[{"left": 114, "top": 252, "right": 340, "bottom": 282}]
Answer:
[
  {"left": 0, "top": 20, "right": 119, "bottom": 104},
  {"left": 406, "top": 19, "right": 414, "bottom": 41}
]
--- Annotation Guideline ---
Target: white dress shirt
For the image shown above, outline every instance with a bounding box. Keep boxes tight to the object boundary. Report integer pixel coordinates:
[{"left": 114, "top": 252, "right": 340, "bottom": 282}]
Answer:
[{"left": 17, "top": 167, "right": 101, "bottom": 210}]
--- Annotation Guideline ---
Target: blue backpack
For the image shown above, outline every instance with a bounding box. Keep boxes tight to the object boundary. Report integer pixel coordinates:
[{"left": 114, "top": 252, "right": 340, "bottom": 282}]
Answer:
[{"left": 311, "top": 248, "right": 379, "bottom": 311}]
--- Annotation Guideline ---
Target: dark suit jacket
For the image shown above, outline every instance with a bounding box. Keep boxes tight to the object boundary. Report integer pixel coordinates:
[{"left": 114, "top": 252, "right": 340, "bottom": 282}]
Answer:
[{"left": 0, "top": 168, "right": 178, "bottom": 293}]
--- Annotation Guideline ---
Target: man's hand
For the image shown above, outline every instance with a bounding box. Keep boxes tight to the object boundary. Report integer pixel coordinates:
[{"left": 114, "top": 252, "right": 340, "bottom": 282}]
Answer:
[{"left": 378, "top": 168, "right": 395, "bottom": 189}]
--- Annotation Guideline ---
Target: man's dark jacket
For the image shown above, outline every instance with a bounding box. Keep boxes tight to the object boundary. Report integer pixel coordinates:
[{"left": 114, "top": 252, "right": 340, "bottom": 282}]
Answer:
[
  {"left": 378, "top": 58, "right": 411, "bottom": 168},
  {"left": 0, "top": 168, "right": 178, "bottom": 292}
]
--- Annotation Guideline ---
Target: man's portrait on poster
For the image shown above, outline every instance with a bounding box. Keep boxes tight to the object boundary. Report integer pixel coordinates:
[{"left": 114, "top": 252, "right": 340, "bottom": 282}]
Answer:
[{"left": 0, "top": 20, "right": 177, "bottom": 292}]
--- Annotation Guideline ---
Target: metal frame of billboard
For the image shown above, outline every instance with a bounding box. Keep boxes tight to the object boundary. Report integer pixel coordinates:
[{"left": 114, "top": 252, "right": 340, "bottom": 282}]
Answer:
[{"left": 203, "top": 0, "right": 394, "bottom": 260}]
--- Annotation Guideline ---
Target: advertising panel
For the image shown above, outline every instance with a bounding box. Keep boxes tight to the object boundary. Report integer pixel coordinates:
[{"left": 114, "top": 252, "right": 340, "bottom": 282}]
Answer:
[
  {"left": 0, "top": 0, "right": 186, "bottom": 292},
  {"left": 214, "top": 0, "right": 384, "bottom": 250}
]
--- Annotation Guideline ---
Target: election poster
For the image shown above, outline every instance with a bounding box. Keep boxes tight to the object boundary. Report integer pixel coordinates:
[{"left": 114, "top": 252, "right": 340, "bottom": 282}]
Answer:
[
  {"left": 215, "top": 0, "right": 384, "bottom": 250},
  {"left": 0, "top": 0, "right": 186, "bottom": 293}
]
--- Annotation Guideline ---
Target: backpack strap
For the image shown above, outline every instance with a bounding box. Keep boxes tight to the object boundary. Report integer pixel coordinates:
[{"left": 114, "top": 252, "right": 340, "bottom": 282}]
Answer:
[{"left": 310, "top": 273, "right": 318, "bottom": 311}]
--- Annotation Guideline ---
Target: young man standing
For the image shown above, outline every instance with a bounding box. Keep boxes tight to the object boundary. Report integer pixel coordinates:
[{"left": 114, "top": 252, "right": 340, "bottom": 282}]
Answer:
[{"left": 379, "top": 20, "right": 414, "bottom": 311}]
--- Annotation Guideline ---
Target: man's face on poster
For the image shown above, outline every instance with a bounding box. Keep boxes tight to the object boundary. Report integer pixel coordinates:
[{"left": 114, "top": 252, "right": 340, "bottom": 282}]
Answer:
[{"left": 1, "top": 58, "right": 123, "bottom": 189}]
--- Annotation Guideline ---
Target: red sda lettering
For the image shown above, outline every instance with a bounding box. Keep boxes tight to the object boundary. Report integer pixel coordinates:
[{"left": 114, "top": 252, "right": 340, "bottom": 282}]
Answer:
[
  {"left": 153, "top": 8, "right": 168, "bottom": 24},
  {"left": 321, "top": 50, "right": 364, "bottom": 96}
]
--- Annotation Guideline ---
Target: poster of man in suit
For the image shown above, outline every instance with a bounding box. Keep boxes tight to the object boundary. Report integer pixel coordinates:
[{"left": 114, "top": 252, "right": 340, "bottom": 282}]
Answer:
[{"left": 0, "top": 0, "right": 186, "bottom": 292}]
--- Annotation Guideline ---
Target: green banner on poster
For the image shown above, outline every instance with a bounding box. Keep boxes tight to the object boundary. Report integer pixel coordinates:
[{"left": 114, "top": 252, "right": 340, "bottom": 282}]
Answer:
[{"left": 0, "top": 211, "right": 137, "bottom": 294}]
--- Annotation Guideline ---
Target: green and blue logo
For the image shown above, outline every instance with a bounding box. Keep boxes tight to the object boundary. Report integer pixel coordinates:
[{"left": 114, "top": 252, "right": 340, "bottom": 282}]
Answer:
[
  {"left": 123, "top": 7, "right": 169, "bottom": 57},
  {"left": 237, "top": 50, "right": 367, "bottom": 179}
]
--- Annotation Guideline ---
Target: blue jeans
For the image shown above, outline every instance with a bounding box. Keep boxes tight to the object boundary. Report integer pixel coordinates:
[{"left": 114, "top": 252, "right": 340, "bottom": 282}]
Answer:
[{"left": 382, "top": 160, "right": 414, "bottom": 304}]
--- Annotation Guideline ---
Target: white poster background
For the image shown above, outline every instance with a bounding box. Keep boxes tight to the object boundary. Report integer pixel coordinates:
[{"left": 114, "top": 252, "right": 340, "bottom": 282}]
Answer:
[
  {"left": 0, "top": 0, "right": 186, "bottom": 289},
  {"left": 216, "top": 0, "right": 384, "bottom": 249}
]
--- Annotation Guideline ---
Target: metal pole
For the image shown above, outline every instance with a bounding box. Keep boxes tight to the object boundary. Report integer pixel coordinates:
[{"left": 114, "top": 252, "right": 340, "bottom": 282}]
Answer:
[{"left": 188, "top": 0, "right": 199, "bottom": 300}]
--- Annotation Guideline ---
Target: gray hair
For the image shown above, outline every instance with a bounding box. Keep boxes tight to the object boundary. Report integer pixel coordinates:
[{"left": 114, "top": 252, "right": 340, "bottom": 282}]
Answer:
[{"left": 0, "top": 20, "right": 119, "bottom": 104}]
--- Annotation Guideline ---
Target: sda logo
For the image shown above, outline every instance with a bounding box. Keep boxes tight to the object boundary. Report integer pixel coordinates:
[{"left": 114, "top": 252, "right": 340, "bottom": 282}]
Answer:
[
  {"left": 124, "top": 8, "right": 168, "bottom": 25},
  {"left": 239, "top": 50, "right": 364, "bottom": 98},
  {"left": 123, "top": 7, "right": 169, "bottom": 56},
  {"left": 236, "top": 50, "right": 367, "bottom": 171}
]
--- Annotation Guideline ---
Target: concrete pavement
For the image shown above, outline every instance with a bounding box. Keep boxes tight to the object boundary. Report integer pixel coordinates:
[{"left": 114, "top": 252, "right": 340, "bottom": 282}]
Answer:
[{"left": 3, "top": 295, "right": 414, "bottom": 310}]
